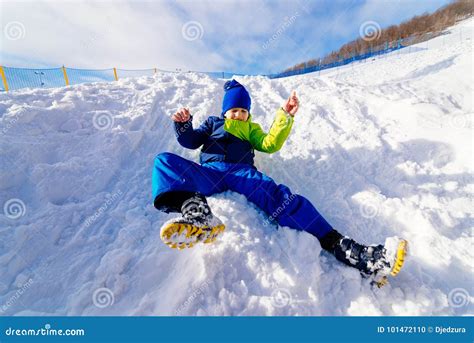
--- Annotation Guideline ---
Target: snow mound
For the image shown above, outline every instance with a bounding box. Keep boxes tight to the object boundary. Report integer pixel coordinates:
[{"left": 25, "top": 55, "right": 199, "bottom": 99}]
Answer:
[{"left": 0, "top": 18, "right": 473, "bottom": 316}]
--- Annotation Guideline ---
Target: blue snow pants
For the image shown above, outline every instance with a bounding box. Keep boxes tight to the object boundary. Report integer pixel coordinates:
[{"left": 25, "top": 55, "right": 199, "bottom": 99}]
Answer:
[{"left": 152, "top": 152, "right": 332, "bottom": 239}]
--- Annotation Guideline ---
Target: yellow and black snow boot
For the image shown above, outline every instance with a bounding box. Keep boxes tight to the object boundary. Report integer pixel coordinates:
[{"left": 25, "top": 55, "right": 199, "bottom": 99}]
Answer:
[
  {"left": 321, "top": 230, "right": 408, "bottom": 287},
  {"left": 160, "top": 193, "right": 225, "bottom": 250}
]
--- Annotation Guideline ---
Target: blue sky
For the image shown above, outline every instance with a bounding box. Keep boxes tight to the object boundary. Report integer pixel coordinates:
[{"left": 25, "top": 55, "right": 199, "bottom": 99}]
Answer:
[{"left": 1, "top": 0, "right": 451, "bottom": 75}]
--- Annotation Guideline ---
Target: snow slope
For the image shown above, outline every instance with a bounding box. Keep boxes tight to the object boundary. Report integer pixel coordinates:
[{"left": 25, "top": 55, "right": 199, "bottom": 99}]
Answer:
[{"left": 0, "top": 18, "right": 473, "bottom": 316}]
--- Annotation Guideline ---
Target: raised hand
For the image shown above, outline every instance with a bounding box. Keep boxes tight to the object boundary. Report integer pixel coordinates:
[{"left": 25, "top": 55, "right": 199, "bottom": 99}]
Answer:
[
  {"left": 171, "top": 107, "right": 191, "bottom": 122},
  {"left": 284, "top": 91, "right": 299, "bottom": 117}
]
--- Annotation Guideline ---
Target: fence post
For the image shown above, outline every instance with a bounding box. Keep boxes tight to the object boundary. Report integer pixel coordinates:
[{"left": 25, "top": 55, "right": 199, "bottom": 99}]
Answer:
[
  {"left": 62, "top": 66, "right": 70, "bottom": 86},
  {"left": 0, "top": 66, "right": 9, "bottom": 92},
  {"left": 113, "top": 67, "right": 118, "bottom": 81}
]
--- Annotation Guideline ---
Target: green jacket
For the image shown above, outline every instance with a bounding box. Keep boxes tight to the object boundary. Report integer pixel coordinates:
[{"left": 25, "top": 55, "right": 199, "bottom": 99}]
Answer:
[{"left": 223, "top": 107, "right": 294, "bottom": 153}]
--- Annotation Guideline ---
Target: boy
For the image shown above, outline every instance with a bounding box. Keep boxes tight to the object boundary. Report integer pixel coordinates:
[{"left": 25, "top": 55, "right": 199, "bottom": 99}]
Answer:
[{"left": 152, "top": 79, "right": 407, "bottom": 285}]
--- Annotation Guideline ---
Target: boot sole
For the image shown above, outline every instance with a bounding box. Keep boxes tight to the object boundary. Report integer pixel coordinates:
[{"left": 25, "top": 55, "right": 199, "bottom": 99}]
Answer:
[
  {"left": 160, "top": 222, "right": 226, "bottom": 250},
  {"left": 375, "top": 239, "right": 408, "bottom": 287}
]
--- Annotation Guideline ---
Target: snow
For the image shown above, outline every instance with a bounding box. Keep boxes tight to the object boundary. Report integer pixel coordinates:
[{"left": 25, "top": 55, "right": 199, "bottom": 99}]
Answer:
[{"left": 0, "top": 18, "right": 473, "bottom": 316}]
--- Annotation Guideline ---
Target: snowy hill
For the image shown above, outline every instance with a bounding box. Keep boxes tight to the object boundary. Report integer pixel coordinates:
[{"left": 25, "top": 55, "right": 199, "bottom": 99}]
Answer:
[{"left": 0, "top": 18, "right": 473, "bottom": 316}]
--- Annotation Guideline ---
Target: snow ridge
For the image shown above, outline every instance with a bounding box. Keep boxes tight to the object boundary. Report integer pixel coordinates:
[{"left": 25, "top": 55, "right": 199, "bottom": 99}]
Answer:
[{"left": 0, "top": 18, "right": 472, "bottom": 316}]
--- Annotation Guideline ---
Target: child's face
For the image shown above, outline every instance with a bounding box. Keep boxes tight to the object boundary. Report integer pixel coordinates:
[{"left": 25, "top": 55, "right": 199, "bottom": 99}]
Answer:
[{"left": 225, "top": 108, "right": 249, "bottom": 121}]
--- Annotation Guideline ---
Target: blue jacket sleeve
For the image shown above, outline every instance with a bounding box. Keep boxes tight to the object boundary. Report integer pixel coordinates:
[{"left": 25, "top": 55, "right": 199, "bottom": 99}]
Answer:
[{"left": 174, "top": 116, "right": 212, "bottom": 149}]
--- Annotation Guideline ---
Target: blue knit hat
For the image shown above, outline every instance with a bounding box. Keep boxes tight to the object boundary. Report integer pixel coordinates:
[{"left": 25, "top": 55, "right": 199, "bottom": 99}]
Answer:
[{"left": 221, "top": 79, "right": 251, "bottom": 116}]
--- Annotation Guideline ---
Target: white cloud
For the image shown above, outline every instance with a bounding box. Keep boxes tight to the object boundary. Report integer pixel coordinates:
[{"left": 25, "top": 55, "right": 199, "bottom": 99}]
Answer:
[
  {"left": 0, "top": 0, "right": 316, "bottom": 73},
  {"left": 0, "top": 0, "right": 227, "bottom": 70},
  {"left": 0, "top": 0, "right": 451, "bottom": 74}
]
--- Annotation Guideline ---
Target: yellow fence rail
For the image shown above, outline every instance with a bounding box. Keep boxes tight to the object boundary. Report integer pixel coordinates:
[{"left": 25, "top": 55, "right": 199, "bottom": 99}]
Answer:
[
  {"left": 0, "top": 66, "right": 9, "bottom": 92},
  {"left": 62, "top": 66, "right": 69, "bottom": 86}
]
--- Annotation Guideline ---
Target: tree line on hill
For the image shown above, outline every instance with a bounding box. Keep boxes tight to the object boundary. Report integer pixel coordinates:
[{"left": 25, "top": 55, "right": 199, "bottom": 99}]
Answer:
[{"left": 283, "top": 0, "right": 473, "bottom": 73}]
